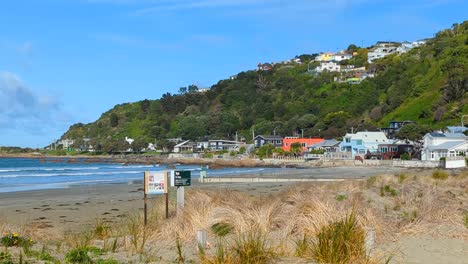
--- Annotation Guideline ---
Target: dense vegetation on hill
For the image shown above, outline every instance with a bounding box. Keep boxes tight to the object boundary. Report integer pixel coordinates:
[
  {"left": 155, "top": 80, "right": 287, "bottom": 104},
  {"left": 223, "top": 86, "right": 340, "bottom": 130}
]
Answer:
[{"left": 61, "top": 22, "right": 467, "bottom": 151}]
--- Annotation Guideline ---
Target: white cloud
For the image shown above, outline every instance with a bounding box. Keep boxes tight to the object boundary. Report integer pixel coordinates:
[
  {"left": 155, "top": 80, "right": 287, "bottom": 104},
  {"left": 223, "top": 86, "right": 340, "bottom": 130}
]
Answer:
[{"left": 0, "top": 71, "right": 62, "bottom": 132}]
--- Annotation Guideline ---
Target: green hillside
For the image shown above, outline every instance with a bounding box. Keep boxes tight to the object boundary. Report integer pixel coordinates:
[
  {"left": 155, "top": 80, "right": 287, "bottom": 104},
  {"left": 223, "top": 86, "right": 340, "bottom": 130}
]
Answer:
[{"left": 61, "top": 22, "right": 468, "bottom": 151}]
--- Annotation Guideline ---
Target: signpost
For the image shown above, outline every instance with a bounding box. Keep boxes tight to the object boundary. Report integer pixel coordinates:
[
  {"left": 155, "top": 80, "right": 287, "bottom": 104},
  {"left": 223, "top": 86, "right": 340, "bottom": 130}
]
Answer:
[
  {"left": 171, "top": 170, "right": 192, "bottom": 215},
  {"left": 144, "top": 171, "right": 169, "bottom": 225}
]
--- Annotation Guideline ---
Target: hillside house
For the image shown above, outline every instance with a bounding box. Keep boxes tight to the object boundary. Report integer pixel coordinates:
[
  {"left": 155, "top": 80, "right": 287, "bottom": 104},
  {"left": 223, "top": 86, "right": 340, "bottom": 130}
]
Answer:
[
  {"left": 282, "top": 137, "right": 324, "bottom": 152},
  {"left": 367, "top": 42, "right": 400, "bottom": 63},
  {"left": 380, "top": 121, "right": 416, "bottom": 139},
  {"left": 333, "top": 52, "right": 353, "bottom": 62},
  {"left": 421, "top": 132, "right": 468, "bottom": 161},
  {"left": 257, "top": 63, "right": 273, "bottom": 71},
  {"left": 315, "top": 61, "right": 341, "bottom": 73},
  {"left": 254, "top": 135, "right": 283, "bottom": 148},
  {"left": 315, "top": 52, "right": 335, "bottom": 62},
  {"left": 57, "top": 139, "right": 75, "bottom": 150},
  {"left": 339, "top": 132, "right": 389, "bottom": 158}
]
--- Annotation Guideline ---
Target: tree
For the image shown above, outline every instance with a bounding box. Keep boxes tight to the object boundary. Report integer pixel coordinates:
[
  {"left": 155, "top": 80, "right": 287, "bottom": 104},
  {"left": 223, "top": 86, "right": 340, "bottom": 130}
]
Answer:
[
  {"left": 110, "top": 113, "right": 119, "bottom": 127},
  {"left": 347, "top": 44, "right": 359, "bottom": 53},
  {"left": 178, "top": 87, "right": 187, "bottom": 94},
  {"left": 188, "top": 85, "right": 199, "bottom": 93},
  {"left": 132, "top": 138, "right": 147, "bottom": 154},
  {"left": 290, "top": 142, "right": 303, "bottom": 156},
  {"left": 396, "top": 124, "right": 430, "bottom": 141},
  {"left": 140, "top": 99, "right": 150, "bottom": 114}
]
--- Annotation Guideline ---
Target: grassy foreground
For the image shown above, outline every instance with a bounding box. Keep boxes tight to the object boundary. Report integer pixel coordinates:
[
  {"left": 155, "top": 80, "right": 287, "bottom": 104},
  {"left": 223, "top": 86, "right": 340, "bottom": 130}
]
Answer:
[{"left": 1, "top": 169, "right": 467, "bottom": 264}]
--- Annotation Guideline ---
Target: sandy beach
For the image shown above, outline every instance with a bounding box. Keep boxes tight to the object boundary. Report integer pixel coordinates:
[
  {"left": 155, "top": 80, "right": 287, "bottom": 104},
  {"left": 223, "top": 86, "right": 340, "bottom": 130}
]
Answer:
[{"left": 1, "top": 166, "right": 467, "bottom": 263}]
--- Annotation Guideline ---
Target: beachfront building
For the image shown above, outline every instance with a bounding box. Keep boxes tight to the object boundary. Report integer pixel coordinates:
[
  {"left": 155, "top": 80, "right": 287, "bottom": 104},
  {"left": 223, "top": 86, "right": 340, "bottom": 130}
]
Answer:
[
  {"left": 307, "top": 139, "right": 341, "bottom": 152},
  {"left": 254, "top": 135, "right": 283, "bottom": 148},
  {"left": 377, "top": 139, "right": 415, "bottom": 160},
  {"left": 282, "top": 137, "right": 324, "bottom": 152},
  {"left": 173, "top": 140, "right": 193, "bottom": 153},
  {"left": 421, "top": 132, "right": 468, "bottom": 161},
  {"left": 208, "top": 140, "right": 246, "bottom": 151},
  {"left": 339, "top": 132, "right": 389, "bottom": 158}
]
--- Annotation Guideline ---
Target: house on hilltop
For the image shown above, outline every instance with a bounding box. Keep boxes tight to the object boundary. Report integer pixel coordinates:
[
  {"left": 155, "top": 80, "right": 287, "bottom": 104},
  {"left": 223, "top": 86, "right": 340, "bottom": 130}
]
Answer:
[{"left": 367, "top": 42, "right": 400, "bottom": 63}]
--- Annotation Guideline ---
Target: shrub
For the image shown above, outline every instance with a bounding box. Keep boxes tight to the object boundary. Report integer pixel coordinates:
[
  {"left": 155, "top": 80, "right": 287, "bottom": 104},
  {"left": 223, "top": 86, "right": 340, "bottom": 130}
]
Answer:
[
  {"left": 335, "top": 194, "right": 347, "bottom": 201},
  {"left": 400, "top": 152, "right": 410, "bottom": 160},
  {"left": 0, "top": 233, "right": 32, "bottom": 248},
  {"left": 211, "top": 222, "right": 233, "bottom": 237},
  {"left": 295, "top": 234, "right": 312, "bottom": 257},
  {"left": 397, "top": 173, "right": 407, "bottom": 183},
  {"left": 232, "top": 231, "right": 275, "bottom": 264},
  {"left": 366, "top": 176, "right": 377, "bottom": 188},
  {"left": 380, "top": 185, "right": 398, "bottom": 196},
  {"left": 65, "top": 248, "right": 93, "bottom": 264},
  {"left": 432, "top": 170, "right": 448, "bottom": 180},
  {"left": 311, "top": 212, "right": 366, "bottom": 264},
  {"left": 0, "top": 251, "right": 13, "bottom": 264},
  {"left": 95, "top": 259, "right": 120, "bottom": 264}
]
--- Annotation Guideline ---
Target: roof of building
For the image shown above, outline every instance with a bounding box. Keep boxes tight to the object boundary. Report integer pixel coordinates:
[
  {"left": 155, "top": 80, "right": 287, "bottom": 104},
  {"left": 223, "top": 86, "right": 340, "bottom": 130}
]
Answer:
[
  {"left": 427, "top": 141, "right": 467, "bottom": 151},
  {"left": 447, "top": 126, "right": 468, "bottom": 133},
  {"left": 427, "top": 132, "right": 467, "bottom": 139},
  {"left": 344, "top": 131, "right": 389, "bottom": 143},
  {"left": 308, "top": 139, "right": 340, "bottom": 148},
  {"left": 174, "top": 140, "right": 191, "bottom": 148},
  {"left": 254, "top": 135, "right": 283, "bottom": 140}
]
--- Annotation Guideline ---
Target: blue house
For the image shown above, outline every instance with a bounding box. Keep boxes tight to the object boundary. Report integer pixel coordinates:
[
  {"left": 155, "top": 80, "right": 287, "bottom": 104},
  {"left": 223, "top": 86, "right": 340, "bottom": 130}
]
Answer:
[{"left": 339, "top": 132, "right": 389, "bottom": 158}]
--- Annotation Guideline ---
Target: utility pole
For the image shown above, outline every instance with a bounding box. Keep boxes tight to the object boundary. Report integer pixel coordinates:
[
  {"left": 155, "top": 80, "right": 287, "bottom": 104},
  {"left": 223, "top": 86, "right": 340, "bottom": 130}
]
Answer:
[
  {"left": 252, "top": 128, "right": 255, "bottom": 140},
  {"left": 300, "top": 129, "right": 305, "bottom": 138}
]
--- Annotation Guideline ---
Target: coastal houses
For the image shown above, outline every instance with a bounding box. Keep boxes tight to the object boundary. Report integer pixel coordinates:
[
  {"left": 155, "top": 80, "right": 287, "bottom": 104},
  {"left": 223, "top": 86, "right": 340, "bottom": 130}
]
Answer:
[
  {"left": 339, "top": 132, "right": 389, "bottom": 158},
  {"left": 282, "top": 137, "right": 324, "bottom": 152},
  {"left": 421, "top": 132, "right": 468, "bottom": 161},
  {"left": 307, "top": 139, "right": 341, "bottom": 152},
  {"left": 254, "top": 135, "right": 283, "bottom": 148}
]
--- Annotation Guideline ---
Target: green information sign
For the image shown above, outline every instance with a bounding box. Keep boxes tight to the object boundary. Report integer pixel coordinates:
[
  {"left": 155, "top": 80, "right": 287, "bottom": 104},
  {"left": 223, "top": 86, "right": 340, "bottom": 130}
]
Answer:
[{"left": 173, "top": 170, "right": 191, "bottom": 187}]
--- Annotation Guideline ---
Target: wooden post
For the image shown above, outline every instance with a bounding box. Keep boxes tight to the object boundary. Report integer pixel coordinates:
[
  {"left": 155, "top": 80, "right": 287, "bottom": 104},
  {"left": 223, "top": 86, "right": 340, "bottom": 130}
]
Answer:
[
  {"left": 144, "top": 171, "right": 148, "bottom": 226},
  {"left": 176, "top": 186, "right": 185, "bottom": 215},
  {"left": 165, "top": 171, "right": 169, "bottom": 219}
]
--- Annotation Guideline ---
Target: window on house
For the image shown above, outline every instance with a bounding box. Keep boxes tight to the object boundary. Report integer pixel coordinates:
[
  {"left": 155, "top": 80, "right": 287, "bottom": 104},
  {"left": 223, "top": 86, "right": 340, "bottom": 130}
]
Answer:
[
  {"left": 345, "top": 138, "right": 350, "bottom": 143},
  {"left": 356, "top": 140, "right": 362, "bottom": 145},
  {"left": 302, "top": 143, "right": 306, "bottom": 147}
]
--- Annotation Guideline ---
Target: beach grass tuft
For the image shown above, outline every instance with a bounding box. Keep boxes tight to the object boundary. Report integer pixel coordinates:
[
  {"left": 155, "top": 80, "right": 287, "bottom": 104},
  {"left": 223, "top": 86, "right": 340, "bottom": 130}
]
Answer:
[
  {"left": 432, "top": 170, "right": 449, "bottom": 180},
  {"left": 311, "top": 211, "right": 366, "bottom": 264}
]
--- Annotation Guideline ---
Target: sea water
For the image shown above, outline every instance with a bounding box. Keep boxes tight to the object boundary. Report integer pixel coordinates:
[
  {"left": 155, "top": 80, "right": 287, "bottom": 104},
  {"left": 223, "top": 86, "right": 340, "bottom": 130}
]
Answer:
[{"left": 0, "top": 158, "right": 283, "bottom": 193}]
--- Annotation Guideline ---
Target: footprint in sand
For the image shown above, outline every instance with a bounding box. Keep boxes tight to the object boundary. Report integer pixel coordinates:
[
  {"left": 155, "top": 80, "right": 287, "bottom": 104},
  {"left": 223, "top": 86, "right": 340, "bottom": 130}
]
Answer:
[
  {"left": 57, "top": 204, "right": 70, "bottom": 206},
  {"left": 110, "top": 208, "right": 119, "bottom": 211},
  {"left": 102, "top": 212, "right": 111, "bottom": 215}
]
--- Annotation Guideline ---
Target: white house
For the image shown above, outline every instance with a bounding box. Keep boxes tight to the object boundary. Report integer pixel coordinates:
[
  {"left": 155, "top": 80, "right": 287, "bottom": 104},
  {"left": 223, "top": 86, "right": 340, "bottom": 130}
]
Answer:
[
  {"left": 315, "top": 61, "right": 341, "bottom": 73},
  {"left": 333, "top": 52, "right": 352, "bottom": 62},
  {"left": 57, "top": 139, "right": 75, "bottom": 150},
  {"left": 208, "top": 140, "right": 245, "bottom": 151},
  {"left": 367, "top": 42, "right": 399, "bottom": 63},
  {"left": 173, "top": 140, "right": 193, "bottom": 153},
  {"left": 339, "top": 132, "right": 389, "bottom": 157},
  {"left": 421, "top": 132, "right": 468, "bottom": 161}
]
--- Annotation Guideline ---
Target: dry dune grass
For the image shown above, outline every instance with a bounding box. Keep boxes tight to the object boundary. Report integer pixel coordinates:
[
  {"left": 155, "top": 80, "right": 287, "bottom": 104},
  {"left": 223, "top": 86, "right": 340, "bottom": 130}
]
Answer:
[{"left": 2, "top": 169, "right": 467, "bottom": 263}]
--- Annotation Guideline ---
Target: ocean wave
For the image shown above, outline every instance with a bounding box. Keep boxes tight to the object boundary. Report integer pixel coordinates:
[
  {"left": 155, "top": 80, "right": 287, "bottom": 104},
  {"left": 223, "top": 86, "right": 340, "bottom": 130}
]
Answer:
[
  {"left": 0, "top": 170, "right": 144, "bottom": 178},
  {"left": 0, "top": 166, "right": 100, "bottom": 173}
]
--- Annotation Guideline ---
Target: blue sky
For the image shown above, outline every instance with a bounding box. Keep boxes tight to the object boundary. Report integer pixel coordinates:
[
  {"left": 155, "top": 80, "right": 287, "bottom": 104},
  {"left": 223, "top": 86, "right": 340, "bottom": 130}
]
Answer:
[{"left": 0, "top": 0, "right": 466, "bottom": 147}]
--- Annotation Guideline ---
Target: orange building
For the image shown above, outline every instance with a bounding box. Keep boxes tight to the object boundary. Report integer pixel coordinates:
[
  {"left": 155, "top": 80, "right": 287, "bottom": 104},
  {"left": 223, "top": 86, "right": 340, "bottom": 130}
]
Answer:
[{"left": 282, "top": 137, "right": 324, "bottom": 152}]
